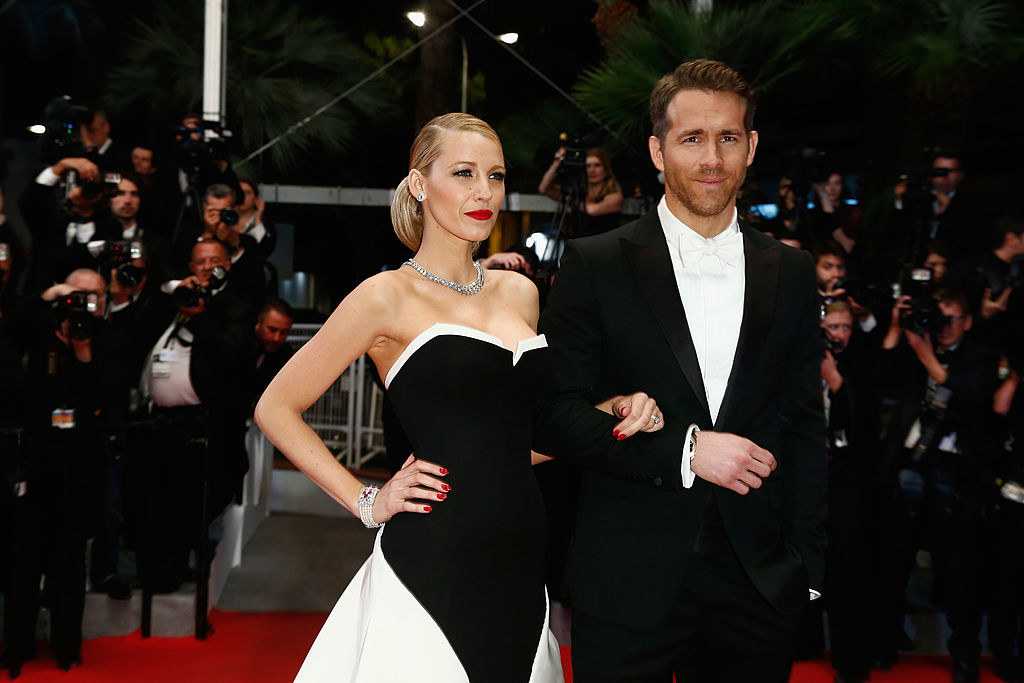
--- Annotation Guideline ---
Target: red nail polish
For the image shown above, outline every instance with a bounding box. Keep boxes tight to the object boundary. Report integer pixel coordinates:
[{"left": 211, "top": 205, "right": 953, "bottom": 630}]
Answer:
[
  {"left": 437, "top": 493, "right": 447, "bottom": 500},
  {"left": 442, "top": 484, "right": 451, "bottom": 492},
  {"left": 439, "top": 467, "right": 448, "bottom": 475},
  {"left": 424, "top": 505, "right": 432, "bottom": 512},
  {"left": 612, "top": 430, "right": 621, "bottom": 438},
  {"left": 617, "top": 433, "right": 627, "bottom": 441}
]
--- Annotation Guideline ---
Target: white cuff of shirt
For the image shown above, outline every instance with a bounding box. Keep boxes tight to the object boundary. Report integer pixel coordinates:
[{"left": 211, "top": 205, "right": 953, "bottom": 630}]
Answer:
[
  {"left": 161, "top": 279, "right": 182, "bottom": 295},
  {"left": 36, "top": 167, "right": 61, "bottom": 186},
  {"left": 810, "top": 588, "right": 821, "bottom": 601},
  {"left": 859, "top": 314, "right": 877, "bottom": 333},
  {"left": 680, "top": 423, "right": 700, "bottom": 489}
]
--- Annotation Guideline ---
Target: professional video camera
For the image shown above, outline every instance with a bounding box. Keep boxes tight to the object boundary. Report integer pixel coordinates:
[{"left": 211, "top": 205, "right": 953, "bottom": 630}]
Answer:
[
  {"left": 896, "top": 267, "right": 948, "bottom": 335},
  {"left": 555, "top": 132, "right": 588, "bottom": 195},
  {"left": 173, "top": 120, "right": 234, "bottom": 180},
  {"left": 39, "top": 96, "right": 90, "bottom": 164},
  {"left": 54, "top": 291, "right": 100, "bottom": 341},
  {"left": 172, "top": 266, "right": 227, "bottom": 308},
  {"left": 908, "top": 385, "right": 954, "bottom": 465}
]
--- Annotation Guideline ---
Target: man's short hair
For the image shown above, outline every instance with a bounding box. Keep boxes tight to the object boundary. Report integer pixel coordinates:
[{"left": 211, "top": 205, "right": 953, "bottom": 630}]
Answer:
[
  {"left": 934, "top": 288, "right": 968, "bottom": 314},
  {"left": 258, "top": 298, "right": 295, "bottom": 322},
  {"left": 924, "top": 239, "right": 949, "bottom": 259},
  {"left": 204, "top": 183, "right": 236, "bottom": 205},
  {"left": 650, "top": 59, "right": 756, "bottom": 143},
  {"left": 192, "top": 237, "right": 229, "bottom": 260},
  {"left": 824, "top": 300, "right": 853, "bottom": 318},
  {"left": 811, "top": 240, "right": 846, "bottom": 264}
]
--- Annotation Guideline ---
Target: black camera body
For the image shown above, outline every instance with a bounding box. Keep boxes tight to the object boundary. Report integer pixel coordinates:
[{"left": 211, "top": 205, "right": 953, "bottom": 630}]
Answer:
[
  {"left": 820, "top": 328, "right": 844, "bottom": 353},
  {"left": 79, "top": 172, "right": 122, "bottom": 200},
  {"left": 174, "top": 120, "right": 233, "bottom": 179},
  {"left": 220, "top": 207, "right": 239, "bottom": 227},
  {"left": 978, "top": 257, "right": 1024, "bottom": 299},
  {"left": 909, "top": 385, "right": 954, "bottom": 465},
  {"left": 172, "top": 266, "right": 227, "bottom": 308},
  {"left": 896, "top": 267, "right": 949, "bottom": 336},
  {"left": 97, "top": 240, "right": 146, "bottom": 288},
  {"left": 55, "top": 290, "right": 100, "bottom": 341}
]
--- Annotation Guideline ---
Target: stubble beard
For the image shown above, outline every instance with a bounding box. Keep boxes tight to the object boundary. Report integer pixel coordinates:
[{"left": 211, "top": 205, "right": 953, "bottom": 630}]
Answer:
[{"left": 664, "top": 165, "right": 745, "bottom": 219}]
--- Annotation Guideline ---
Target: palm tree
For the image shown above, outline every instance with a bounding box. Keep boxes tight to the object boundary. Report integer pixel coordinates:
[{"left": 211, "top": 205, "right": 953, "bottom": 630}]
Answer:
[{"left": 103, "top": 0, "right": 397, "bottom": 176}]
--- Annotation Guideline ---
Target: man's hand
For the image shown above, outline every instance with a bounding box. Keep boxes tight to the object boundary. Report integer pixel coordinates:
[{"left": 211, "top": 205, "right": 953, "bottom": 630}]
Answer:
[
  {"left": 980, "top": 287, "right": 1012, "bottom": 320},
  {"left": 481, "top": 251, "right": 527, "bottom": 271},
  {"left": 51, "top": 157, "right": 100, "bottom": 182},
  {"left": 176, "top": 275, "right": 206, "bottom": 315},
  {"left": 41, "top": 283, "right": 76, "bottom": 302},
  {"left": 821, "top": 350, "right": 843, "bottom": 393},
  {"left": 690, "top": 431, "right": 776, "bottom": 495}
]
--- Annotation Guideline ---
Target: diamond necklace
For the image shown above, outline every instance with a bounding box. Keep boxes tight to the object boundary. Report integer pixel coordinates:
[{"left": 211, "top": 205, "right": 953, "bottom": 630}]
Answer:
[{"left": 404, "top": 258, "right": 485, "bottom": 295}]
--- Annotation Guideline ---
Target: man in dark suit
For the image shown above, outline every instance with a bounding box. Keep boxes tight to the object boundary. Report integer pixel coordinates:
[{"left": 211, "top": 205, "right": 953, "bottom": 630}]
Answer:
[{"left": 534, "top": 59, "right": 827, "bottom": 682}]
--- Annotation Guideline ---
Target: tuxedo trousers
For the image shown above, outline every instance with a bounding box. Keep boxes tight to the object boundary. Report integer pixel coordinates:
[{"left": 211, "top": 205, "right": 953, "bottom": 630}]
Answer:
[{"left": 570, "top": 540, "right": 802, "bottom": 682}]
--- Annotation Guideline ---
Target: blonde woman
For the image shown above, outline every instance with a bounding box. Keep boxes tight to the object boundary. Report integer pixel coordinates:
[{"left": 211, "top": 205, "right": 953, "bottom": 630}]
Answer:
[{"left": 256, "top": 114, "right": 662, "bottom": 682}]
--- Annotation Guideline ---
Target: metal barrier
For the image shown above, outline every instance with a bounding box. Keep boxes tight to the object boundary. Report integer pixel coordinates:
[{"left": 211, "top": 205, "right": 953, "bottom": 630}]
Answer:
[{"left": 285, "top": 324, "right": 386, "bottom": 470}]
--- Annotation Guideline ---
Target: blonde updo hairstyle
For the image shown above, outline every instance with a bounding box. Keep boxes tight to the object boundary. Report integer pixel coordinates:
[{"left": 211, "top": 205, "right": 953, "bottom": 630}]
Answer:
[{"left": 392, "top": 113, "right": 504, "bottom": 252}]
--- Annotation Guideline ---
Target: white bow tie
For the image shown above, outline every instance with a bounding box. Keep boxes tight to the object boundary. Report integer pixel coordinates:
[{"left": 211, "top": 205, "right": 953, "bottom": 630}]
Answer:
[{"left": 679, "top": 229, "right": 743, "bottom": 268}]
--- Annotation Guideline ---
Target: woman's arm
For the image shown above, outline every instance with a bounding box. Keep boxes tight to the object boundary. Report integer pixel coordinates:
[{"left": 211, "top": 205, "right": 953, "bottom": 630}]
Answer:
[
  {"left": 255, "top": 274, "right": 446, "bottom": 522},
  {"left": 538, "top": 148, "right": 564, "bottom": 200},
  {"left": 585, "top": 191, "right": 623, "bottom": 217}
]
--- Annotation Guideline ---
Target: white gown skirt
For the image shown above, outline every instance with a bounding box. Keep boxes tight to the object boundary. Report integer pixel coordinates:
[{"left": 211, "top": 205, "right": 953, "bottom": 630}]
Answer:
[{"left": 294, "top": 529, "right": 565, "bottom": 682}]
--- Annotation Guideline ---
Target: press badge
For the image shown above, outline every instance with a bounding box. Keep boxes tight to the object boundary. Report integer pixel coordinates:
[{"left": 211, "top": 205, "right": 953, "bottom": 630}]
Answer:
[
  {"left": 159, "top": 348, "right": 181, "bottom": 362},
  {"left": 151, "top": 361, "right": 172, "bottom": 378}
]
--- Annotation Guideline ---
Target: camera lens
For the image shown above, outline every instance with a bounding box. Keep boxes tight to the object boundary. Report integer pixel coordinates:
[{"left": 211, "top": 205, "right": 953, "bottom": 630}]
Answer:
[{"left": 220, "top": 208, "right": 239, "bottom": 226}]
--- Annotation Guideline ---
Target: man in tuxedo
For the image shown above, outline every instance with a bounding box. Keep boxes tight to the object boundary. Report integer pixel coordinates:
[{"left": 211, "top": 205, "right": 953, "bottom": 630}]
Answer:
[{"left": 535, "top": 59, "right": 826, "bottom": 682}]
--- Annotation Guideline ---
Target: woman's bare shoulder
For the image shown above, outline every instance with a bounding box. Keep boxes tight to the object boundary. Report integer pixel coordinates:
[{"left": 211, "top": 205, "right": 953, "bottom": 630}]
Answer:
[{"left": 488, "top": 269, "right": 540, "bottom": 326}]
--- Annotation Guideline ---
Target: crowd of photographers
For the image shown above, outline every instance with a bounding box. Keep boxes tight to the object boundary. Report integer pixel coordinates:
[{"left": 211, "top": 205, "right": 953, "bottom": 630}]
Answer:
[
  {"left": 0, "top": 107, "right": 295, "bottom": 672},
  {"left": 763, "top": 154, "right": 1024, "bottom": 683},
  {"left": 2, "top": 105, "right": 1023, "bottom": 682}
]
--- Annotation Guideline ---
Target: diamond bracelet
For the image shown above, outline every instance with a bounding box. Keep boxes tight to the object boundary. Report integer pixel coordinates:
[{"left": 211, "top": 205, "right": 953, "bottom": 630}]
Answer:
[{"left": 358, "top": 486, "right": 382, "bottom": 528}]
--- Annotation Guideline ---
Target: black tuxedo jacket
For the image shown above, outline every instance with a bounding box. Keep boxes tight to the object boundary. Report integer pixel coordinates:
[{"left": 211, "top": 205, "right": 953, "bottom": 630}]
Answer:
[{"left": 534, "top": 209, "right": 827, "bottom": 629}]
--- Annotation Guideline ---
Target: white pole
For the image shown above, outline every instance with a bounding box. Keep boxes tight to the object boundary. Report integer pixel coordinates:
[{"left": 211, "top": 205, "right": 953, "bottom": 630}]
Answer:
[{"left": 203, "top": 0, "right": 227, "bottom": 125}]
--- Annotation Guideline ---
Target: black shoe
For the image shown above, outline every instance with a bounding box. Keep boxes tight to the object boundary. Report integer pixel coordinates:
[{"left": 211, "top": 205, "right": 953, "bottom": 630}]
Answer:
[{"left": 952, "top": 656, "right": 980, "bottom": 683}]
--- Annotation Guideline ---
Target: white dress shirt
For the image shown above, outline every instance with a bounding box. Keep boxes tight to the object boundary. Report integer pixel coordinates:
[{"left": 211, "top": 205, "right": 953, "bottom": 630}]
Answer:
[
  {"left": 657, "top": 196, "right": 745, "bottom": 488},
  {"left": 141, "top": 317, "right": 201, "bottom": 408}
]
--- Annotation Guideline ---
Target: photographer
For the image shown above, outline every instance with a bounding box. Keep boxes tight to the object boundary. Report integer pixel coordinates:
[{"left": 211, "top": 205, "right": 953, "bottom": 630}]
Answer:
[
  {"left": 106, "top": 174, "right": 173, "bottom": 287},
  {"left": 952, "top": 208, "right": 1024, "bottom": 359},
  {"left": 235, "top": 178, "right": 277, "bottom": 260},
  {"left": 2, "top": 268, "right": 112, "bottom": 670},
  {"left": 252, "top": 298, "right": 294, "bottom": 409},
  {"left": 813, "top": 240, "right": 878, "bottom": 333},
  {"left": 173, "top": 183, "right": 265, "bottom": 310},
  {"left": 876, "top": 288, "right": 1000, "bottom": 681},
  {"left": 126, "top": 238, "right": 254, "bottom": 593},
  {"left": 817, "top": 300, "right": 885, "bottom": 682},
  {"left": 21, "top": 156, "right": 122, "bottom": 287},
  {"left": 539, "top": 146, "right": 623, "bottom": 237}
]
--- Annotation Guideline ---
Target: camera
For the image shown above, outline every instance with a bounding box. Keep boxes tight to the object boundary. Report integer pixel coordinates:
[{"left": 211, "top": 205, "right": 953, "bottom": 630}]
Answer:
[
  {"left": 55, "top": 290, "right": 100, "bottom": 340},
  {"left": 977, "top": 257, "right": 1023, "bottom": 299},
  {"left": 820, "top": 328, "right": 844, "bottom": 353},
  {"left": 97, "top": 240, "right": 146, "bottom": 287},
  {"left": 79, "top": 172, "right": 122, "bottom": 200},
  {"left": 219, "top": 207, "right": 239, "bottom": 227},
  {"left": 896, "top": 267, "right": 949, "bottom": 335},
  {"left": 909, "top": 385, "right": 954, "bottom": 465},
  {"left": 172, "top": 265, "right": 227, "bottom": 308},
  {"left": 0, "top": 242, "right": 10, "bottom": 263},
  {"left": 555, "top": 133, "right": 589, "bottom": 195},
  {"left": 174, "top": 120, "right": 233, "bottom": 179}
]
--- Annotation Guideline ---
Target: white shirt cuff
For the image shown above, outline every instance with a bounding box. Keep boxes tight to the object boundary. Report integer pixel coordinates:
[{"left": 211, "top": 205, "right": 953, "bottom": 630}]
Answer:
[
  {"left": 161, "top": 279, "right": 183, "bottom": 295},
  {"left": 859, "top": 314, "right": 877, "bottom": 333},
  {"left": 810, "top": 588, "right": 821, "bottom": 601},
  {"left": 36, "top": 167, "right": 61, "bottom": 186},
  {"left": 680, "top": 423, "right": 700, "bottom": 489}
]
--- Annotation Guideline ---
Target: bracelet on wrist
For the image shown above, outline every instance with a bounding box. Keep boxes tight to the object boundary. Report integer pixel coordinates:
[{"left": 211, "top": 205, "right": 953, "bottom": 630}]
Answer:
[{"left": 357, "top": 485, "right": 382, "bottom": 528}]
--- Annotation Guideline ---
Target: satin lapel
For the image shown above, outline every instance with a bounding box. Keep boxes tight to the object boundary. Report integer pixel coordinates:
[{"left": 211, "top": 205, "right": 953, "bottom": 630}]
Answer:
[
  {"left": 621, "top": 217, "right": 712, "bottom": 421},
  {"left": 715, "top": 232, "right": 780, "bottom": 429}
]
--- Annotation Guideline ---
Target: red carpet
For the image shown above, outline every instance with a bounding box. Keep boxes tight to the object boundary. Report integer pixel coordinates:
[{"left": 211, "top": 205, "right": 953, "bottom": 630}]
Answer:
[{"left": 3, "top": 610, "right": 1007, "bottom": 681}]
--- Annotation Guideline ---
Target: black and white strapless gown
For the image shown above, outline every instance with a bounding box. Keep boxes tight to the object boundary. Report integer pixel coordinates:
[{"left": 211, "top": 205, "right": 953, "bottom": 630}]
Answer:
[{"left": 294, "top": 323, "right": 564, "bottom": 682}]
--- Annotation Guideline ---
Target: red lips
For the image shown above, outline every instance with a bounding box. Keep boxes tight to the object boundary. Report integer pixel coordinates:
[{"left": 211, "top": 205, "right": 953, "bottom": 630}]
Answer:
[{"left": 465, "top": 210, "right": 493, "bottom": 220}]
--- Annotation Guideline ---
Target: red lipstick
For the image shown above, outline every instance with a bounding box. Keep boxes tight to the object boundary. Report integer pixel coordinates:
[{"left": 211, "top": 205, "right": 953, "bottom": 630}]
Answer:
[{"left": 465, "top": 210, "right": 493, "bottom": 220}]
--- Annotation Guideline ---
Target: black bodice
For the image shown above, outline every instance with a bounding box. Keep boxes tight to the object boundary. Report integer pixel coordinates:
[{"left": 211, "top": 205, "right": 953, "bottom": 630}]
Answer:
[{"left": 381, "top": 328, "right": 551, "bottom": 682}]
